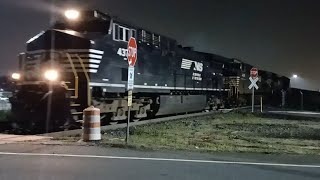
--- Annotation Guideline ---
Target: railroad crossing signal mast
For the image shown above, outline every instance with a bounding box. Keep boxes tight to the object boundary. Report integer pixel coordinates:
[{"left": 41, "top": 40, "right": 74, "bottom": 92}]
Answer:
[
  {"left": 249, "top": 68, "right": 259, "bottom": 112},
  {"left": 126, "top": 37, "right": 138, "bottom": 144}
]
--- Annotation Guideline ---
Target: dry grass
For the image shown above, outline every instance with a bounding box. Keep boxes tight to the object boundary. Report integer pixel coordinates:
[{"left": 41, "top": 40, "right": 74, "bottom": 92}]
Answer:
[{"left": 61, "top": 112, "right": 320, "bottom": 155}]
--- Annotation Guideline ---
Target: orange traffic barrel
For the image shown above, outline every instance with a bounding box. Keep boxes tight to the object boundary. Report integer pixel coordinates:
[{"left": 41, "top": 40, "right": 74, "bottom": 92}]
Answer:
[{"left": 82, "top": 106, "right": 101, "bottom": 141}]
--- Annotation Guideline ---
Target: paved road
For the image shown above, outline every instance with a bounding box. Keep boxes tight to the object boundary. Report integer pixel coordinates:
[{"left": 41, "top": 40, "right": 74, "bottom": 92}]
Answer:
[
  {"left": 237, "top": 106, "right": 320, "bottom": 119},
  {"left": 268, "top": 110, "right": 320, "bottom": 118},
  {"left": 0, "top": 144, "right": 319, "bottom": 180}
]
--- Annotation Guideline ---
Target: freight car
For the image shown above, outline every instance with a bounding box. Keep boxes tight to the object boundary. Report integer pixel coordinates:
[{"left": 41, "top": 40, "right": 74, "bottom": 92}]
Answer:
[{"left": 9, "top": 9, "right": 286, "bottom": 132}]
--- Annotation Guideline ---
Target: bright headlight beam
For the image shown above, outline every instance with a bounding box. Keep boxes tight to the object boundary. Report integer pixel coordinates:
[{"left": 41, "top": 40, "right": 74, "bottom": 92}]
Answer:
[
  {"left": 64, "top": 9, "right": 80, "bottom": 20},
  {"left": 44, "top": 70, "right": 58, "bottom": 81},
  {"left": 11, "top": 73, "right": 21, "bottom": 80}
]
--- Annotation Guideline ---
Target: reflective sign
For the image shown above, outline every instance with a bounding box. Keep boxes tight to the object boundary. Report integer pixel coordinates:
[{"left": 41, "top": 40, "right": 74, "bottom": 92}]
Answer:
[
  {"left": 128, "top": 90, "right": 132, "bottom": 107},
  {"left": 127, "top": 67, "right": 134, "bottom": 90},
  {"left": 248, "top": 77, "right": 259, "bottom": 90}
]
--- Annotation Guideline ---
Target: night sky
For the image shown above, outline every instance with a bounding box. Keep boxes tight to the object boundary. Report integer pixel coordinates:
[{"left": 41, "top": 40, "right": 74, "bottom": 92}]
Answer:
[{"left": 0, "top": 0, "right": 320, "bottom": 90}]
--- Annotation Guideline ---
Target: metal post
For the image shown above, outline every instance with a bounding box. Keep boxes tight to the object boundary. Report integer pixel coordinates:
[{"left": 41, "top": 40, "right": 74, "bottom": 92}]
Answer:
[
  {"left": 45, "top": 83, "right": 53, "bottom": 133},
  {"left": 300, "top": 91, "right": 303, "bottom": 110},
  {"left": 260, "top": 96, "right": 263, "bottom": 113},
  {"left": 126, "top": 106, "right": 131, "bottom": 144},
  {"left": 46, "top": 0, "right": 55, "bottom": 133},
  {"left": 252, "top": 88, "right": 254, "bottom": 113},
  {"left": 281, "top": 89, "right": 286, "bottom": 108},
  {"left": 125, "top": 90, "right": 131, "bottom": 144}
]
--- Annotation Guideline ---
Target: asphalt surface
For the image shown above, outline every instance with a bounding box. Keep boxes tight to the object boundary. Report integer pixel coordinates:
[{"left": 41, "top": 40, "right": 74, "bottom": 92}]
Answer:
[
  {"left": 237, "top": 106, "right": 320, "bottom": 120},
  {"left": 268, "top": 110, "right": 320, "bottom": 118},
  {"left": 0, "top": 144, "right": 319, "bottom": 180}
]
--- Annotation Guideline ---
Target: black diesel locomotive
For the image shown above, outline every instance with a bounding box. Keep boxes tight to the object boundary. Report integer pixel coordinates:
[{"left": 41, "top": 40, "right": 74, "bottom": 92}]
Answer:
[{"left": 10, "top": 9, "right": 289, "bottom": 131}]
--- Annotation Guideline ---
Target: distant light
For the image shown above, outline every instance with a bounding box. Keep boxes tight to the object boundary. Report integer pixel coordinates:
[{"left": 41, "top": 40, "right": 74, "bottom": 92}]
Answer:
[
  {"left": 11, "top": 73, "right": 21, "bottom": 80},
  {"left": 44, "top": 69, "right": 58, "bottom": 81},
  {"left": 64, "top": 9, "right": 80, "bottom": 20},
  {"left": 292, "top": 74, "right": 298, "bottom": 79}
]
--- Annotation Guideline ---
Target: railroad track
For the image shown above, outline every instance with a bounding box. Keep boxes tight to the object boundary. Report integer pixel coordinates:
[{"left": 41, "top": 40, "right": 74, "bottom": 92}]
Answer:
[
  {"left": 0, "top": 109, "right": 233, "bottom": 136},
  {"left": 41, "top": 109, "right": 233, "bottom": 138}
]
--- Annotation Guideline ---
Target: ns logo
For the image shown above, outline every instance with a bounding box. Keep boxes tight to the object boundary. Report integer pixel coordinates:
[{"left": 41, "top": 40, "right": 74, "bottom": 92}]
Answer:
[{"left": 181, "top": 58, "right": 203, "bottom": 72}]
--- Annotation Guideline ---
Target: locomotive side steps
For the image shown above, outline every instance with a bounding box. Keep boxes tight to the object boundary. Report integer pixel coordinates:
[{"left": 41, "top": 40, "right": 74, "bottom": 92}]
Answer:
[
  {"left": 76, "top": 54, "right": 91, "bottom": 107},
  {"left": 71, "top": 111, "right": 84, "bottom": 123},
  {"left": 65, "top": 53, "right": 87, "bottom": 124},
  {"left": 66, "top": 53, "right": 79, "bottom": 99},
  {"left": 67, "top": 54, "right": 92, "bottom": 124}
]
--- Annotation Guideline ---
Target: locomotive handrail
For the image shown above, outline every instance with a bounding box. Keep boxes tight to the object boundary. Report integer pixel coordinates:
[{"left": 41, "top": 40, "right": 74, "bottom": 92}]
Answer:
[
  {"left": 66, "top": 53, "right": 79, "bottom": 99},
  {"left": 76, "top": 54, "right": 91, "bottom": 106}
]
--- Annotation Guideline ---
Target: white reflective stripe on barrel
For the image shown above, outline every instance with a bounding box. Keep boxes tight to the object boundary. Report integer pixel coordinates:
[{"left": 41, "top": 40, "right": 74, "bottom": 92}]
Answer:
[
  {"left": 82, "top": 106, "right": 101, "bottom": 141},
  {"left": 83, "top": 128, "right": 101, "bottom": 135},
  {"left": 83, "top": 115, "right": 100, "bottom": 123},
  {"left": 83, "top": 128, "right": 101, "bottom": 140}
]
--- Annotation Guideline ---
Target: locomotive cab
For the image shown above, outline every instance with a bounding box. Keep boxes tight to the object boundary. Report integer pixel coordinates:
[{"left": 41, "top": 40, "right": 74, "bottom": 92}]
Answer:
[{"left": 11, "top": 10, "right": 110, "bottom": 132}]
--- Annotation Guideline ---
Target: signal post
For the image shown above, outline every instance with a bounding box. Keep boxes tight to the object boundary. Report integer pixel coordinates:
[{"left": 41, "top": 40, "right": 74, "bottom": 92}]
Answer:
[{"left": 249, "top": 68, "right": 259, "bottom": 113}]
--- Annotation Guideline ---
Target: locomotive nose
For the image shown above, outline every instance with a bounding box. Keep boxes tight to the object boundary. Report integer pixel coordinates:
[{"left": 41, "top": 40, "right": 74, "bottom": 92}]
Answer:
[
  {"left": 26, "top": 29, "right": 90, "bottom": 51},
  {"left": 23, "top": 29, "right": 92, "bottom": 82}
]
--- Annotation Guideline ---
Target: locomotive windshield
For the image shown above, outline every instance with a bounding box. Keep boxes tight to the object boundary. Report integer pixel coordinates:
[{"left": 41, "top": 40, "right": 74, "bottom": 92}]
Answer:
[{"left": 53, "top": 10, "right": 111, "bottom": 33}]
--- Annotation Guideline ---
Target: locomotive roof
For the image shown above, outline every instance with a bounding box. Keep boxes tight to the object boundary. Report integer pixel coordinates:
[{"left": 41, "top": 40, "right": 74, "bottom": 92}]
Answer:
[
  {"left": 108, "top": 13, "right": 177, "bottom": 43},
  {"left": 193, "top": 50, "right": 235, "bottom": 64}
]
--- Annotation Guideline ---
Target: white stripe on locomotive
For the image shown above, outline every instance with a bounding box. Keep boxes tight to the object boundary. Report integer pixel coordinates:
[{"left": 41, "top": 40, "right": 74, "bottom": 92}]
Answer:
[{"left": 89, "top": 82, "right": 229, "bottom": 91}]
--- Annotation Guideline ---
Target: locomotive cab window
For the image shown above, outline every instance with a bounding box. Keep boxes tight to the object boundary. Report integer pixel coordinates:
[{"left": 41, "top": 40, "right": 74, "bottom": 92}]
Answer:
[
  {"left": 152, "top": 34, "right": 161, "bottom": 48},
  {"left": 113, "top": 23, "right": 136, "bottom": 42},
  {"left": 138, "top": 29, "right": 152, "bottom": 44},
  {"left": 131, "top": 29, "right": 136, "bottom": 39},
  {"left": 138, "top": 29, "right": 161, "bottom": 48}
]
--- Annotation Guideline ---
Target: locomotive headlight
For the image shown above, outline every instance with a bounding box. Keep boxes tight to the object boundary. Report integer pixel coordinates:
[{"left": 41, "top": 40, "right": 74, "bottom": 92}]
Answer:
[
  {"left": 11, "top": 73, "right": 21, "bottom": 80},
  {"left": 44, "top": 69, "right": 59, "bottom": 81},
  {"left": 64, "top": 9, "right": 80, "bottom": 20}
]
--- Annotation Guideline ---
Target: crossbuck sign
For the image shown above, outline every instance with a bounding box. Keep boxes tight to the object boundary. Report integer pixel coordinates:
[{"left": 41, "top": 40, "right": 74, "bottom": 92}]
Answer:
[
  {"left": 249, "top": 67, "right": 259, "bottom": 113},
  {"left": 248, "top": 77, "right": 259, "bottom": 90}
]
